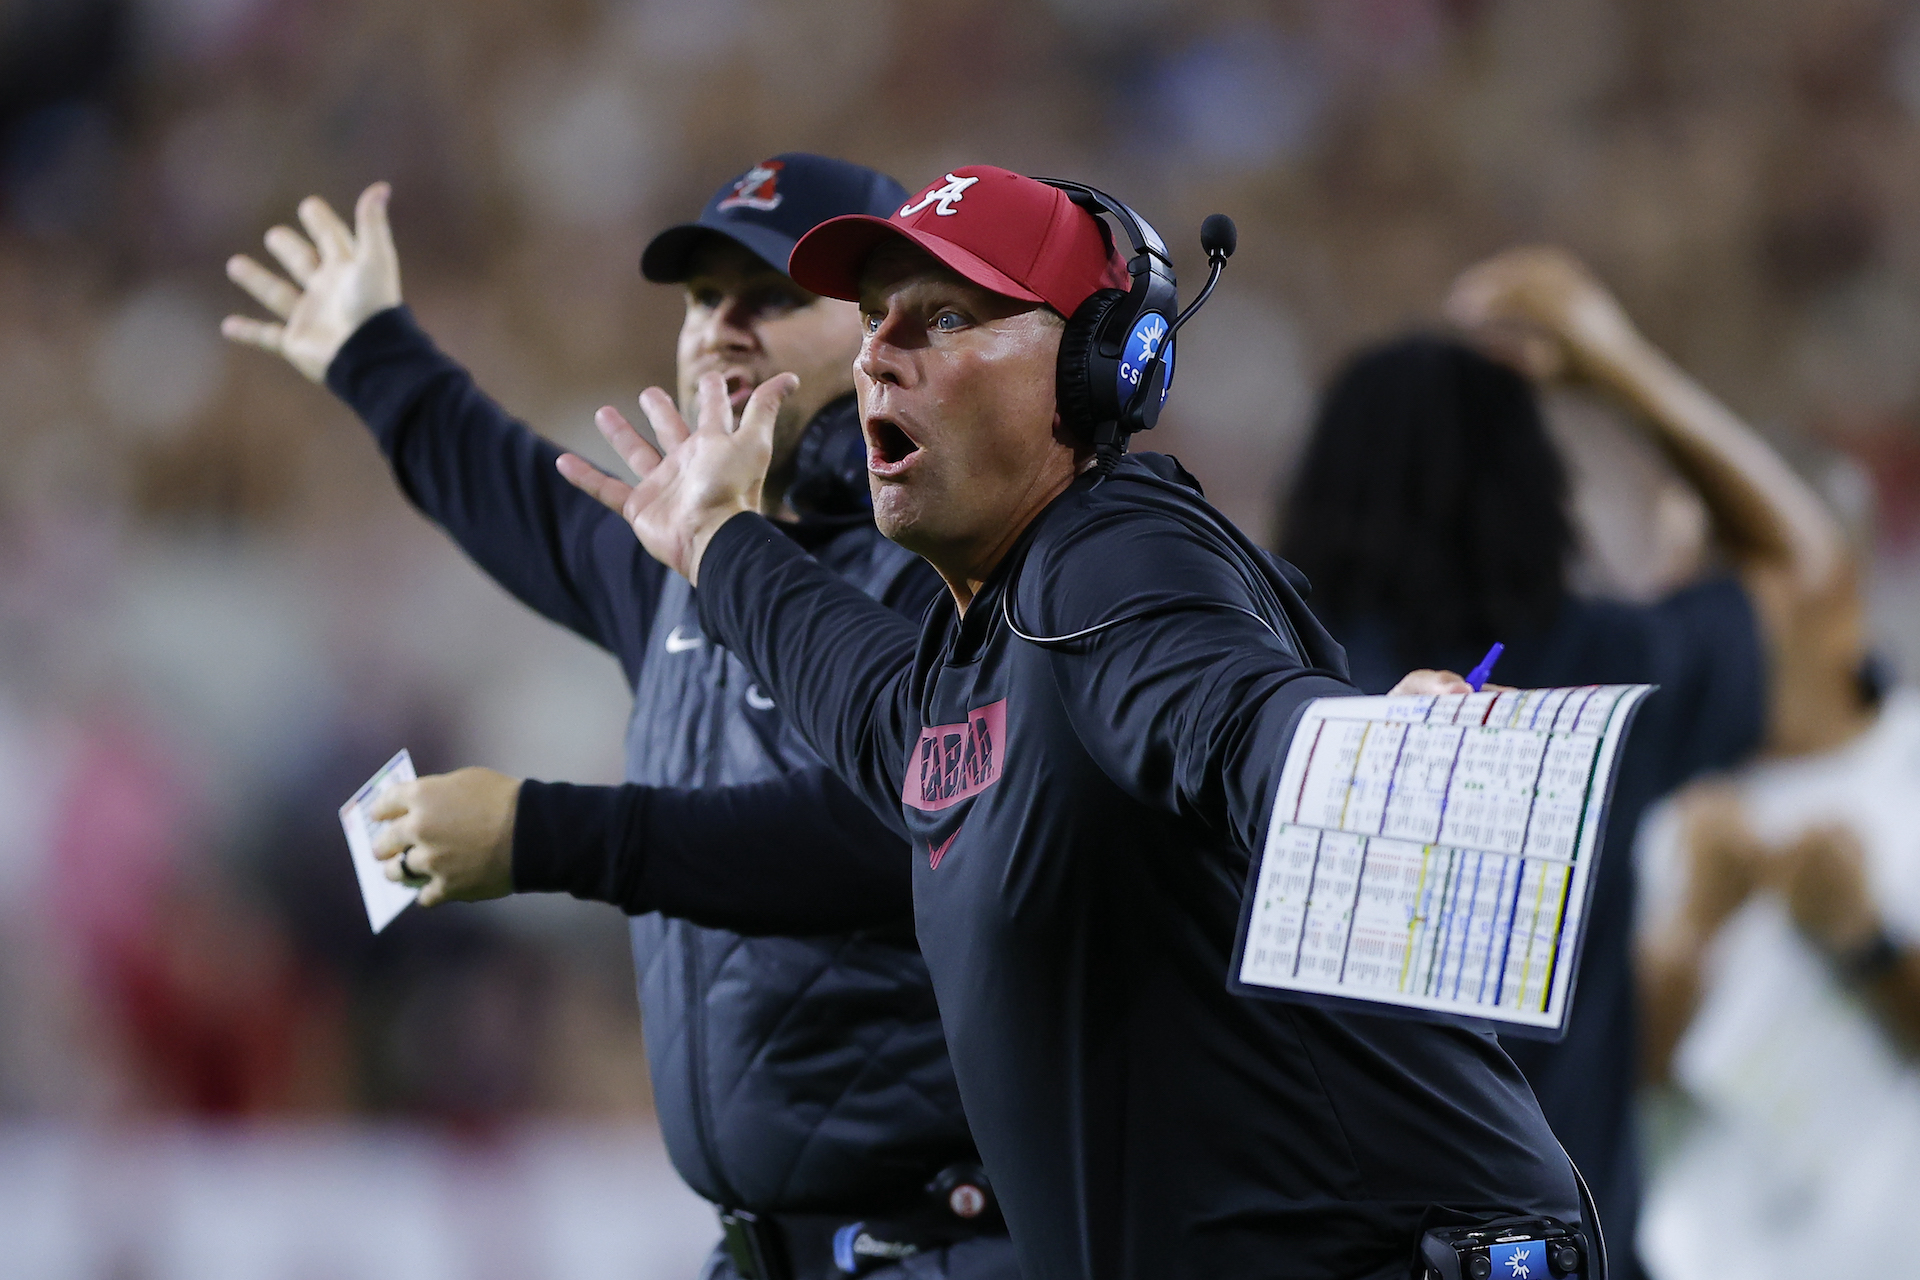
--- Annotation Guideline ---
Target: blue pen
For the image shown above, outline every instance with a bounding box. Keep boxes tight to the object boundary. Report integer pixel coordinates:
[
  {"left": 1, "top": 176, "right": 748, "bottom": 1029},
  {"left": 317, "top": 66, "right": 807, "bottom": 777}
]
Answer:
[{"left": 1465, "top": 641, "right": 1505, "bottom": 692}]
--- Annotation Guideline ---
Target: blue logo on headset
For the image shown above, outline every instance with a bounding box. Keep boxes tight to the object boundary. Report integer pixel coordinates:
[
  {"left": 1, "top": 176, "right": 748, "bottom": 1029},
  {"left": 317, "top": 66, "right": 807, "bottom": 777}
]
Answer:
[
  {"left": 1488, "top": 1240, "right": 1547, "bottom": 1279},
  {"left": 1116, "top": 311, "right": 1173, "bottom": 409}
]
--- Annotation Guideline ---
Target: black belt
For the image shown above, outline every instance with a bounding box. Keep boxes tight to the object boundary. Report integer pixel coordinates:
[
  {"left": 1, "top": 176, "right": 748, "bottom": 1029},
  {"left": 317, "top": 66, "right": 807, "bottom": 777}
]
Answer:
[{"left": 719, "top": 1164, "right": 1006, "bottom": 1280}]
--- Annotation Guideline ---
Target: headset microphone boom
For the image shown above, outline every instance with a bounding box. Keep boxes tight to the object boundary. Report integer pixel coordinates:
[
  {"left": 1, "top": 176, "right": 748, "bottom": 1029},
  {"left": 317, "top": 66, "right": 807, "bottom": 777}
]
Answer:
[
  {"left": 1126, "top": 211, "right": 1236, "bottom": 431},
  {"left": 1036, "top": 177, "right": 1237, "bottom": 474}
]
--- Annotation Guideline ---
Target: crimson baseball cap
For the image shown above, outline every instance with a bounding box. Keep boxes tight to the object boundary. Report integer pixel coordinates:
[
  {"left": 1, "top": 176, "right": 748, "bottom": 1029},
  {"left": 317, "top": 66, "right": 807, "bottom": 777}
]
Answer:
[
  {"left": 787, "top": 165, "right": 1128, "bottom": 315},
  {"left": 641, "top": 153, "right": 908, "bottom": 284}
]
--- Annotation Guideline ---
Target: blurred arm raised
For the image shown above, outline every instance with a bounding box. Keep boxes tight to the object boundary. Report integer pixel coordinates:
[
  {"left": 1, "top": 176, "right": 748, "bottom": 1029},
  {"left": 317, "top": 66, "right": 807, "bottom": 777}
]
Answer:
[{"left": 1448, "top": 247, "right": 1868, "bottom": 755}]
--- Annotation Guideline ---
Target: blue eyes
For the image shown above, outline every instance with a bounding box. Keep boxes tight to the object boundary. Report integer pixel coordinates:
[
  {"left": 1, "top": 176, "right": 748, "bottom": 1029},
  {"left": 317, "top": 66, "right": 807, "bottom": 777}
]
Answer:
[{"left": 862, "top": 310, "right": 968, "bottom": 335}]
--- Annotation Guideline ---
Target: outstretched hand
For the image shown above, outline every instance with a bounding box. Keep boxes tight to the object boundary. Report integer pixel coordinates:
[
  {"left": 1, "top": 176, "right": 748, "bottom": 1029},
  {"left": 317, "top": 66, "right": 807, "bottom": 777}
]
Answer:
[
  {"left": 557, "top": 370, "right": 799, "bottom": 585},
  {"left": 221, "top": 182, "right": 402, "bottom": 382}
]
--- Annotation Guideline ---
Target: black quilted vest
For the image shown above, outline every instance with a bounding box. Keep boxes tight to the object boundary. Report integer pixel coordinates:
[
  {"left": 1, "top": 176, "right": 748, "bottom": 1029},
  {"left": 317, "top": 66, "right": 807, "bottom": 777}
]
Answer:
[{"left": 622, "top": 401, "right": 973, "bottom": 1212}]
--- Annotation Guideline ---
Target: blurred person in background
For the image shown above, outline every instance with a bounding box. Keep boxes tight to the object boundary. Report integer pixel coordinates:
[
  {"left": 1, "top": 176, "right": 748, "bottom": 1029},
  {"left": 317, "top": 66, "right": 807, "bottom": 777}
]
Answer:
[
  {"left": 220, "top": 157, "right": 1016, "bottom": 1280},
  {"left": 1278, "top": 247, "right": 1855, "bottom": 1280},
  {"left": 1635, "top": 581, "right": 1910, "bottom": 1276},
  {"left": 44, "top": 703, "right": 336, "bottom": 1115}
]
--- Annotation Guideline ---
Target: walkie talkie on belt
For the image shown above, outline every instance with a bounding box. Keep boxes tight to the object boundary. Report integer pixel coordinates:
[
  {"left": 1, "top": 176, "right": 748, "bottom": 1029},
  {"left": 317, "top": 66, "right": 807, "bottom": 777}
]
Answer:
[
  {"left": 1417, "top": 1216, "right": 1589, "bottom": 1280},
  {"left": 717, "top": 1163, "right": 1005, "bottom": 1280}
]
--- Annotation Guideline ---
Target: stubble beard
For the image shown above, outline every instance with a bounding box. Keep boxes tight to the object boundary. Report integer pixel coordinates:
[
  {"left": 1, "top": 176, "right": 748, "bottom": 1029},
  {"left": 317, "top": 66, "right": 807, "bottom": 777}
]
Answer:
[{"left": 869, "top": 480, "right": 916, "bottom": 546}]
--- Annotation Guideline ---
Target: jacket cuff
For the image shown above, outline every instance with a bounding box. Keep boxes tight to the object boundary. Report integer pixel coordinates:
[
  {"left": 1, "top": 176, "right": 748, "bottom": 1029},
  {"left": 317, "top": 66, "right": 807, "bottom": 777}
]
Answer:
[
  {"left": 511, "top": 779, "right": 629, "bottom": 903},
  {"left": 323, "top": 305, "right": 455, "bottom": 450},
  {"left": 696, "top": 511, "right": 792, "bottom": 639}
]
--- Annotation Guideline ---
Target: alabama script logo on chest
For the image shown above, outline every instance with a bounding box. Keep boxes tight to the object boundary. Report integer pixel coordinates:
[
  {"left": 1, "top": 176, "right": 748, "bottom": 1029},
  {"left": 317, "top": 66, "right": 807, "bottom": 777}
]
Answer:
[{"left": 902, "top": 700, "right": 1006, "bottom": 812}]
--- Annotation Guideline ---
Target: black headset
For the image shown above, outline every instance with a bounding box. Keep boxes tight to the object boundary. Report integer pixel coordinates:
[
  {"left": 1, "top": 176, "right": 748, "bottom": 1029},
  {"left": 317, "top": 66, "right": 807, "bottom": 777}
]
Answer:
[{"left": 1038, "top": 178, "right": 1237, "bottom": 473}]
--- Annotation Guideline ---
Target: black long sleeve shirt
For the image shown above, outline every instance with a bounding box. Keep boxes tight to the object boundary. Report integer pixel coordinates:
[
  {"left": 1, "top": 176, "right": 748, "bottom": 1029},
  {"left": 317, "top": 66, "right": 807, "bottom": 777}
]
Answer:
[
  {"left": 693, "top": 454, "right": 1582, "bottom": 1280},
  {"left": 513, "top": 769, "right": 912, "bottom": 933},
  {"left": 322, "top": 307, "right": 980, "bottom": 1217},
  {"left": 325, "top": 305, "right": 927, "bottom": 932}
]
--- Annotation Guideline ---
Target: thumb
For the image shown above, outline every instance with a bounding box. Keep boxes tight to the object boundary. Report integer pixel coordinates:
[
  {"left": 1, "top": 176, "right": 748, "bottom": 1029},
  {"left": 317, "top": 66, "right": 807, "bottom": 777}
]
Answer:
[
  {"left": 355, "top": 181, "right": 401, "bottom": 307},
  {"left": 356, "top": 182, "right": 392, "bottom": 257},
  {"left": 739, "top": 373, "right": 800, "bottom": 451}
]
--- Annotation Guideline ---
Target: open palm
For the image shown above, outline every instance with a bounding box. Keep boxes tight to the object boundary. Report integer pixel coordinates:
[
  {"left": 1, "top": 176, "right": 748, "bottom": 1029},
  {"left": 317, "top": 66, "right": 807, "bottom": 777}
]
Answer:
[
  {"left": 222, "top": 182, "right": 402, "bottom": 383},
  {"left": 558, "top": 371, "right": 798, "bottom": 584}
]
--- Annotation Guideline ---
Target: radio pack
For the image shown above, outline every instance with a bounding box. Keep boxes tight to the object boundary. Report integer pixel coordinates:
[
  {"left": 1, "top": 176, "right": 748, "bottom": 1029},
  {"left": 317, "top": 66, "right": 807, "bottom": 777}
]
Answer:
[{"left": 1418, "top": 1215, "right": 1589, "bottom": 1280}]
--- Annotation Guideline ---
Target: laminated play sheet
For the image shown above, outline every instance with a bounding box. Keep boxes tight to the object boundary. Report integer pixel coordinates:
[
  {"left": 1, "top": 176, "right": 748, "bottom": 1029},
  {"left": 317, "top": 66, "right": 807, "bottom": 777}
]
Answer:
[{"left": 1231, "top": 685, "right": 1652, "bottom": 1039}]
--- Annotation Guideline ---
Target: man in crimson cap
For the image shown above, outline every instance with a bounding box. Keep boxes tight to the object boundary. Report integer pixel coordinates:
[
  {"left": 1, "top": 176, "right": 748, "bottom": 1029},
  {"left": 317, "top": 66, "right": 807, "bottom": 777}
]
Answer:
[
  {"left": 777, "top": 167, "right": 1137, "bottom": 568},
  {"left": 220, "top": 157, "right": 1019, "bottom": 1280},
  {"left": 560, "top": 167, "right": 1589, "bottom": 1279}
]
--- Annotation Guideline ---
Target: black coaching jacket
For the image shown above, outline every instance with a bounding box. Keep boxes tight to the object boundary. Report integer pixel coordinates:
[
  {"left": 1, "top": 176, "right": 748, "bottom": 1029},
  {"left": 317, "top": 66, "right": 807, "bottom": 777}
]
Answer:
[
  {"left": 326, "top": 306, "right": 976, "bottom": 1215},
  {"left": 690, "top": 454, "right": 1583, "bottom": 1279}
]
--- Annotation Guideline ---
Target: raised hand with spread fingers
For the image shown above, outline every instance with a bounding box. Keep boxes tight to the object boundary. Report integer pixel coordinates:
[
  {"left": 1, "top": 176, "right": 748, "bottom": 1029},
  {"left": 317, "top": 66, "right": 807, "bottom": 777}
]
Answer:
[
  {"left": 557, "top": 369, "right": 799, "bottom": 586},
  {"left": 221, "top": 182, "right": 401, "bottom": 383}
]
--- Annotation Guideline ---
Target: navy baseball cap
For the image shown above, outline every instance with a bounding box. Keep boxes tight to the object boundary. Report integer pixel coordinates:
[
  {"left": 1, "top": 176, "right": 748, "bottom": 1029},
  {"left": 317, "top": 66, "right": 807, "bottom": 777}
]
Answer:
[{"left": 640, "top": 153, "right": 909, "bottom": 286}]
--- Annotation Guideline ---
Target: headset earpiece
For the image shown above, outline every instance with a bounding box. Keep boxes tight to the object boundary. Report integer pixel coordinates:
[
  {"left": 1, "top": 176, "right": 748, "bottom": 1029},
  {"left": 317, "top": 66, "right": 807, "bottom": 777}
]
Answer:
[
  {"left": 1036, "top": 178, "right": 1235, "bottom": 475},
  {"left": 1055, "top": 287, "right": 1128, "bottom": 447},
  {"left": 1036, "top": 179, "right": 1183, "bottom": 471}
]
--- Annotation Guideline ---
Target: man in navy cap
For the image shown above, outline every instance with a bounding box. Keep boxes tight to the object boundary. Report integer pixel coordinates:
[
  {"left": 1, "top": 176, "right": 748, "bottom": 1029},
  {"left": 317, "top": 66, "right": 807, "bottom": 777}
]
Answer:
[{"left": 222, "top": 156, "right": 1016, "bottom": 1280}]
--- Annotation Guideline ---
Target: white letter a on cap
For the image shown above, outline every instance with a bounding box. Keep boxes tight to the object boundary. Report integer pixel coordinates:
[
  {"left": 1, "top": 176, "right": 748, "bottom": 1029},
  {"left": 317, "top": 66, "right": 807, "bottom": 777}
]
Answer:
[{"left": 900, "top": 174, "right": 979, "bottom": 218}]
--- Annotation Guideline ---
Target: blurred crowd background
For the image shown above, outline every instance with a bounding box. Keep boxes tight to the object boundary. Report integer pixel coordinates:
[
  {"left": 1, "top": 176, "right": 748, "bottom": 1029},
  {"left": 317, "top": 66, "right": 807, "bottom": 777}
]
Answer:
[{"left": 4, "top": 0, "right": 1920, "bottom": 1275}]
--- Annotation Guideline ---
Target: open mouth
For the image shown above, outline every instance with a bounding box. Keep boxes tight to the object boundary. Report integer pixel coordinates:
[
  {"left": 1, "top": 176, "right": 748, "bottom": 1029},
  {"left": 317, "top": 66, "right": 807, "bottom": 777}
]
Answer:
[
  {"left": 723, "top": 372, "right": 753, "bottom": 409},
  {"left": 865, "top": 417, "right": 922, "bottom": 476}
]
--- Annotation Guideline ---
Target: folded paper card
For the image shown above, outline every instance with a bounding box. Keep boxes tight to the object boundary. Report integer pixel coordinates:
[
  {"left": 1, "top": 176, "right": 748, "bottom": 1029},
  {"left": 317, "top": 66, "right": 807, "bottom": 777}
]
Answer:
[{"left": 338, "top": 748, "right": 418, "bottom": 934}]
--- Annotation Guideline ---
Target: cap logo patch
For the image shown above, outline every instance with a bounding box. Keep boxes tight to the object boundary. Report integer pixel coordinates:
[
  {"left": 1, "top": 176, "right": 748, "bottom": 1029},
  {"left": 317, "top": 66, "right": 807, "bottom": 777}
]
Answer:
[
  {"left": 717, "top": 161, "right": 785, "bottom": 212},
  {"left": 899, "top": 173, "right": 979, "bottom": 218}
]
